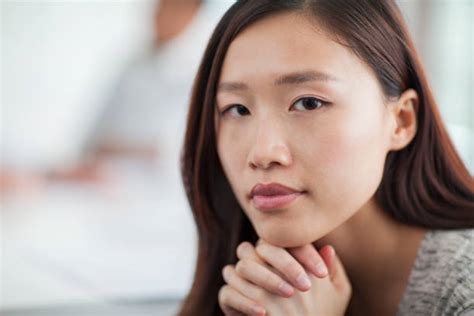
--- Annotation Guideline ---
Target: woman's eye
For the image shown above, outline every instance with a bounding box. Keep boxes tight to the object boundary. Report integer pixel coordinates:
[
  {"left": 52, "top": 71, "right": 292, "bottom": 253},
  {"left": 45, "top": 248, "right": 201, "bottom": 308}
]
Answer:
[
  {"left": 291, "top": 97, "right": 327, "bottom": 111},
  {"left": 222, "top": 104, "right": 250, "bottom": 117}
]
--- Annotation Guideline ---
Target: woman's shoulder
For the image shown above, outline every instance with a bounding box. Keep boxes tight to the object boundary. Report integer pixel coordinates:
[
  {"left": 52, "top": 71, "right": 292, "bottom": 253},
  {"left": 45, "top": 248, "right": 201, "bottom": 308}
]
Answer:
[
  {"left": 430, "top": 229, "right": 473, "bottom": 296},
  {"left": 425, "top": 229, "right": 474, "bottom": 273},
  {"left": 428, "top": 229, "right": 474, "bottom": 314},
  {"left": 397, "top": 228, "right": 474, "bottom": 315},
  {"left": 415, "top": 229, "right": 473, "bottom": 270}
]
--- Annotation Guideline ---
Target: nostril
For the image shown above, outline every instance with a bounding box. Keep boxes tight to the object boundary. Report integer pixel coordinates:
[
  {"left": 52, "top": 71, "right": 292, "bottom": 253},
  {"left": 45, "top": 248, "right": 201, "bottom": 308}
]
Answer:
[
  {"left": 248, "top": 143, "right": 292, "bottom": 169},
  {"left": 249, "top": 160, "right": 279, "bottom": 170}
]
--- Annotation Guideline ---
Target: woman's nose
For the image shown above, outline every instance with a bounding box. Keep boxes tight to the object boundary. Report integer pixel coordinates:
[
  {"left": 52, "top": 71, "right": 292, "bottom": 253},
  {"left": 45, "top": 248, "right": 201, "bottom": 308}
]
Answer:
[{"left": 247, "top": 124, "right": 293, "bottom": 170}]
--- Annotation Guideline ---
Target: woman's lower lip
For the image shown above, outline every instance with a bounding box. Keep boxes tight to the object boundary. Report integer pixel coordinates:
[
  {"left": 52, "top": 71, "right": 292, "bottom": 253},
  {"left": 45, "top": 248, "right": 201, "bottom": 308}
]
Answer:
[{"left": 252, "top": 193, "right": 302, "bottom": 211}]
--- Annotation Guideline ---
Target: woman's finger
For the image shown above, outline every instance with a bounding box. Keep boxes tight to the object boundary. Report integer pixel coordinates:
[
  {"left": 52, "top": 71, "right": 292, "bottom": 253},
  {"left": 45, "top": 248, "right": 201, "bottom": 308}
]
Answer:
[
  {"left": 222, "top": 306, "right": 247, "bottom": 316},
  {"left": 288, "top": 243, "right": 329, "bottom": 278},
  {"left": 236, "top": 241, "right": 265, "bottom": 264},
  {"left": 255, "top": 239, "right": 312, "bottom": 291},
  {"left": 218, "top": 284, "right": 266, "bottom": 316},
  {"left": 223, "top": 265, "right": 270, "bottom": 301},
  {"left": 319, "top": 245, "right": 351, "bottom": 294},
  {"left": 236, "top": 241, "right": 296, "bottom": 297},
  {"left": 233, "top": 258, "right": 295, "bottom": 297}
]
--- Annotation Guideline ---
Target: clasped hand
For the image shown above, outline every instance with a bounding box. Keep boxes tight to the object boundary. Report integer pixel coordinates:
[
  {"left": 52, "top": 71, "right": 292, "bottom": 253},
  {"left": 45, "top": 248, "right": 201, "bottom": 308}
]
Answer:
[{"left": 218, "top": 239, "right": 352, "bottom": 316}]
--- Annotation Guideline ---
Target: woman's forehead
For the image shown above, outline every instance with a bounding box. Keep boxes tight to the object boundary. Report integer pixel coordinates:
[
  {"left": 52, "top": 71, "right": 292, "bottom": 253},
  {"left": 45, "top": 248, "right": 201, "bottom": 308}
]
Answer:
[{"left": 218, "top": 12, "right": 373, "bottom": 92}]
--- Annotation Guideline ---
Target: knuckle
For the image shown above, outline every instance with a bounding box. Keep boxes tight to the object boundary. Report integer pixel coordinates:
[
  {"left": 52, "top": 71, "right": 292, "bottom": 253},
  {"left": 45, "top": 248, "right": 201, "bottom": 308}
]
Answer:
[
  {"left": 255, "top": 242, "right": 269, "bottom": 257},
  {"left": 334, "top": 277, "right": 352, "bottom": 298},
  {"left": 218, "top": 285, "right": 229, "bottom": 304},
  {"left": 222, "top": 265, "right": 234, "bottom": 282},
  {"left": 235, "top": 259, "right": 250, "bottom": 276},
  {"left": 236, "top": 242, "right": 252, "bottom": 259},
  {"left": 343, "top": 280, "right": 353, "bottom": 297}
]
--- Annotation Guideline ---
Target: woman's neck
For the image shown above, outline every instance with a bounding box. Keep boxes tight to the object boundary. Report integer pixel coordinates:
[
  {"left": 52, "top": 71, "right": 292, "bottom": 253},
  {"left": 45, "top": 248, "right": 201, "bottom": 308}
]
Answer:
[{"left": 314, "top": 198, "right": 427, "bottom": 315}]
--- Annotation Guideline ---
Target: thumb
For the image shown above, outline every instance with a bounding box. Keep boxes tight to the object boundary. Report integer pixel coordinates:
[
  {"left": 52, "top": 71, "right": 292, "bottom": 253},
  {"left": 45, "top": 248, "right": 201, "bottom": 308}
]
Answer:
[{"left": 319, "top": 245, "right": 351, "bottom": 292}]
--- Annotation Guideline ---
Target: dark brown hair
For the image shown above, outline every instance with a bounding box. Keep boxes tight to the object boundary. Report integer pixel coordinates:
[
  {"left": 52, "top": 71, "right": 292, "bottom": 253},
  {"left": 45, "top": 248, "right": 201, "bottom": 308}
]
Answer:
[{"left": 178, "top": 0, "right": 474, "bottom": 314}]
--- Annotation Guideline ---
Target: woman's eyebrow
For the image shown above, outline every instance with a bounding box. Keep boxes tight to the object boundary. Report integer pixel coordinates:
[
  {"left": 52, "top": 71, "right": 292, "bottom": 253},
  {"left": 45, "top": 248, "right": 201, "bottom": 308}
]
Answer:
[
  {"left": 217, "top": 70, "right": 339, "bottom": 93},
  {"left": 274, "top": 70, "right": 339, "bottom": 85}
]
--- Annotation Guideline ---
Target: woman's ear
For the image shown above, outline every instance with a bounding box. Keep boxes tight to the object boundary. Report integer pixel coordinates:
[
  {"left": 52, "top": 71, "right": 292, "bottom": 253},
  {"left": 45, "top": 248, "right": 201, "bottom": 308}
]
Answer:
[{"left": 388, "top": 89, "right": 419, "bottom": 151}]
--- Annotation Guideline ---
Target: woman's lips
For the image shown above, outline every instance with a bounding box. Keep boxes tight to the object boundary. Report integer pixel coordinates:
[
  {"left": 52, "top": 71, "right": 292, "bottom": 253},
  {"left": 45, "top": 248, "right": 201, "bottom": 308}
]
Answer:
[{"left": 252, "top": 192, "right": 303, "bottom": 211}]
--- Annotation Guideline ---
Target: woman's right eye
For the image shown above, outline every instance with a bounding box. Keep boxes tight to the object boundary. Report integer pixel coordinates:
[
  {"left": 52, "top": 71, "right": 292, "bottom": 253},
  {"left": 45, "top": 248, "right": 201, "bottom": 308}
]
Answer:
[{"left": 222, "top": 104, "right": 250, "bottom": 117}]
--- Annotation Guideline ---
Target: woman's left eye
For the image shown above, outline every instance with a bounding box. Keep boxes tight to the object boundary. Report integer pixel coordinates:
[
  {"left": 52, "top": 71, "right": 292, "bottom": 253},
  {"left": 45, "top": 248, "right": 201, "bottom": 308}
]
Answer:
[{"left": 291, "top": 97, "right": 328, "bottom": 111}]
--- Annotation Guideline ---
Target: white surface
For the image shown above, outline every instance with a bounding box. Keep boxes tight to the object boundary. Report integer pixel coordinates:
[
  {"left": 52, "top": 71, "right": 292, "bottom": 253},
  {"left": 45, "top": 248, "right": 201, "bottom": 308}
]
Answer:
[
  {"left": 1, "top": 161, "right": 197, "bottom": 309},
  {"left": 2, "top": 300, "right": 181, "bottom": 316},
  {"left": 1, "top": 0, "right": 155, "bottom": 169}
]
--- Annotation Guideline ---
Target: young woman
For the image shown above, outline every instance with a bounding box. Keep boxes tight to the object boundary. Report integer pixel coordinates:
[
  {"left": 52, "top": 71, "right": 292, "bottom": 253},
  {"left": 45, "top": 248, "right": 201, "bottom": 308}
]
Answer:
[{"left": 178, "top": 0, "right": 474, "bottom": 315}]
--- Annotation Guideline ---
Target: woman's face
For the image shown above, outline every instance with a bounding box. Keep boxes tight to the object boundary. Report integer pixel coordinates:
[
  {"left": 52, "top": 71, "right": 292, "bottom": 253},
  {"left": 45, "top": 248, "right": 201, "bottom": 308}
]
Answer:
[{"left": 215, "top": 12, "right": 396, "bottom": 247}]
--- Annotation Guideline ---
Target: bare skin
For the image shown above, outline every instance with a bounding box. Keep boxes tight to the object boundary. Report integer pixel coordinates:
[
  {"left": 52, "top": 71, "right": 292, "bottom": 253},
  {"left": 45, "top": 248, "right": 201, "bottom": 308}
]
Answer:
[
  {"left": 43, "top": 0, "right": 202, "bottom": 185},
  {"left": 317, "top": 199, "right": 426, "bottom": 315},
  {"left": 215, "top": 11, "right": 425, "bottom": 315},
  {"left": 154, "top": 0, "right": 201, "bottom": 46}
]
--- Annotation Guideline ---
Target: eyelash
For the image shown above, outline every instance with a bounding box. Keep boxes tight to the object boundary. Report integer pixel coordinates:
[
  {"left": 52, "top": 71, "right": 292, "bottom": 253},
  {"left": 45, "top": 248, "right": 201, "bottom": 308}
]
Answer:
[{"left": 220, "top": 96, "right": 330, "bottom": 117}]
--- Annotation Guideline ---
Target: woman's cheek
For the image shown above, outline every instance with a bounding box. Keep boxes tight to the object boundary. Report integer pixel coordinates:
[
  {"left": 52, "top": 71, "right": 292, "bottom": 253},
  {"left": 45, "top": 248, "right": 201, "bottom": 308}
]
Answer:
[
  {"left": 309, "top": 119, "right": 387, "bottom": 211},
  {"left": 217, "top": 125, "right": 251, "bottom": 197}
]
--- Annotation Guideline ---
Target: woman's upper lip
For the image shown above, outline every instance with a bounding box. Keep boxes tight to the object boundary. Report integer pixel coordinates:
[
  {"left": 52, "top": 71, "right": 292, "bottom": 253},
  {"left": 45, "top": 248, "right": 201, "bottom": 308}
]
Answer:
[{"left": 250, "top": 182, "right": 303, "bottom": 198}]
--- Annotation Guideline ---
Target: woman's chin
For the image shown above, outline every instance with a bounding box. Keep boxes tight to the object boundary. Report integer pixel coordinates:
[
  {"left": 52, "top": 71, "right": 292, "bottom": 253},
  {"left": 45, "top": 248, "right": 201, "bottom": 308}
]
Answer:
[{"left": 257, "top": 227, "right": 316, "bottom": 248}]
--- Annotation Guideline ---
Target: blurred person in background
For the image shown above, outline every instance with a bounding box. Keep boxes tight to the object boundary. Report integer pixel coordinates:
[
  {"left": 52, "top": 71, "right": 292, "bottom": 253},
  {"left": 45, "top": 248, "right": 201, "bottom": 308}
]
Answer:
[
  {"left": 47, "top": 0, "right": 209, "bottom": 183},
  {"left": 2, "top": 0, "right": 230, "bottom": 310},
  {"left": 39, "top": 0, "right": 228, "bottom": 295},
  {"left": 1, "top": 0, "right": 211, "bottom": 189}
]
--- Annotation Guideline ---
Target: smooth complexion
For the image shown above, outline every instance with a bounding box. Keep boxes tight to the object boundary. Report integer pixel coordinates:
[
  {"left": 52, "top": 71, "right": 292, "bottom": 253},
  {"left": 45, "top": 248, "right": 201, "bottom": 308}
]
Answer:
[{"left": 215, "top": 12, "right": 425, "bottom": 314}]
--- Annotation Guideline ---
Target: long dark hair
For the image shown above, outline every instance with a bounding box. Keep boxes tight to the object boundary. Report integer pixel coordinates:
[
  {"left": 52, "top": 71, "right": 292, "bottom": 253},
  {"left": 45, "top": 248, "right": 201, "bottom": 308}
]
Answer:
[{"left": 178, "top": 1, "right": 474, "bottom": 314}]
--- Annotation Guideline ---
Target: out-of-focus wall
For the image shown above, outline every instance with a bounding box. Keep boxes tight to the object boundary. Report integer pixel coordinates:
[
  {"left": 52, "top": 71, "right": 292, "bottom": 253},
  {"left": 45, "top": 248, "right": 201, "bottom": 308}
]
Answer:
[
  {"left": 398, "top": 0, "right": 473, "bottom": 172},
  {"left": 2, "top": 0, "right": 155, "bottom": 170}
]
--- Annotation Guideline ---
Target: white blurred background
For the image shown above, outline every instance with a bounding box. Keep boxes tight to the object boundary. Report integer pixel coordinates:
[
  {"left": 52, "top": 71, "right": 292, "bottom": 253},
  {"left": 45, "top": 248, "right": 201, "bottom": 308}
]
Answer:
[{"left": 0, "top": 0, "right": 472, "bottom": 315}]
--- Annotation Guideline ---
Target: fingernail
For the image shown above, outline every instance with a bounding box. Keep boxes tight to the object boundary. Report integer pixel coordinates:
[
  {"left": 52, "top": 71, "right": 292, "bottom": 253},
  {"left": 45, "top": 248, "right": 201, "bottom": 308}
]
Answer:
[
  {"left": 251, "top": 304, "right": 266, "bottom": 316},
  {"left": 314, "top": 262, "right": 328, "bottom": 276},
  {"left": 278, "top": 281, "right": 294, "bottom": 296},
  {"left": 296, "top": 272, "right": 311, "bottom": 289}
]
